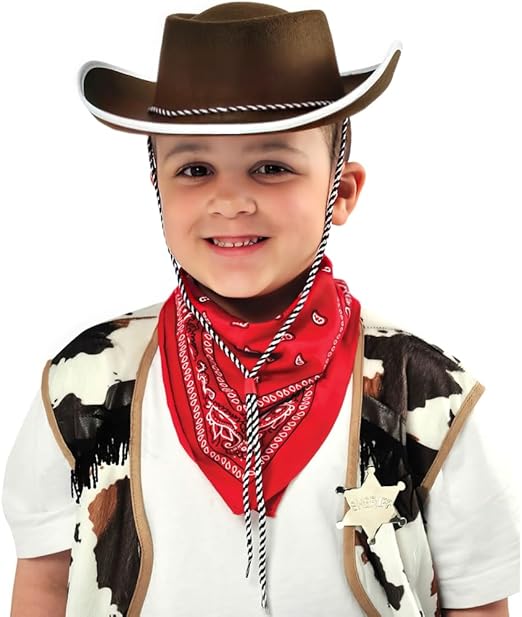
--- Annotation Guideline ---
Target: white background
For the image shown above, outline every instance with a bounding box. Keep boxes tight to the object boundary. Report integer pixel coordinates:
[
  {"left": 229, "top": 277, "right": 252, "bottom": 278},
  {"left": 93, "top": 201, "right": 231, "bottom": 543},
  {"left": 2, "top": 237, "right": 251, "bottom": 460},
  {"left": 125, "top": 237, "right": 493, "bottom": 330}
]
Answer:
[{"left": 0, "top": 0, "right": 519, "bottom": 613}]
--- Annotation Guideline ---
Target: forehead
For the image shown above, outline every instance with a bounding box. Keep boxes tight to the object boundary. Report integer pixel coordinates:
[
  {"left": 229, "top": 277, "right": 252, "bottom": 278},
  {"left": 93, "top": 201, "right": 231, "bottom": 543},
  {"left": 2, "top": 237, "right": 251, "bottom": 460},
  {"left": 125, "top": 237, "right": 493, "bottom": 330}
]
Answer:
[{"left": 154, "top": 127, "right": 325, "bottom": 160}]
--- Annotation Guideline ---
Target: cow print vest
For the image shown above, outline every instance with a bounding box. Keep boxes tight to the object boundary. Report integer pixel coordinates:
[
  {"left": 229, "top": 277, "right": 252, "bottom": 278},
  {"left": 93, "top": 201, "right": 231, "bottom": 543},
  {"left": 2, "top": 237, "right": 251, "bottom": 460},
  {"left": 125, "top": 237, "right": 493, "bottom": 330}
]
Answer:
[{"left": 41, "top": 302, "right": 484, "bottom": 616}]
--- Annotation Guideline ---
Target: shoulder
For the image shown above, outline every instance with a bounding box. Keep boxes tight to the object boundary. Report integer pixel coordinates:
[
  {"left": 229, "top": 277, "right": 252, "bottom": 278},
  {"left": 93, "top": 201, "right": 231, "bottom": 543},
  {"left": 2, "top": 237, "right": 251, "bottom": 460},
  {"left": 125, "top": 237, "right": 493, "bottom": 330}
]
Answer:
[
  {"left": 359, "top": 304, "right": 483, "bottom": 405},
  {"left": 44, "top": 299, "right": 163, "bottom": 420},
  {"left": 41, "top": 300, "right": 164, "bottom": 483},
  {"left": 360, "top": 305, "right": 465, "bottom": 373},
  {"left": 50, "top": 300, "right": 163, "bottom": 368},
  {"left": 359, "top": 305, "right": 485, "bottom": 489}
]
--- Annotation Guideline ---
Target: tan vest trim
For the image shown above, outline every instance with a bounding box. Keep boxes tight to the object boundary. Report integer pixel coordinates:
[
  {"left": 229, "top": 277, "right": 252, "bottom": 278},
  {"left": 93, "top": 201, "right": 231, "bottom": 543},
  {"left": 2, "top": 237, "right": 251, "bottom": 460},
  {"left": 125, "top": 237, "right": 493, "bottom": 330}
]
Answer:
[
  {"left": 342, "top": 318, "right": 380, "bottom": 617},
  {"left": 127, "top": 325, "right": 159, "bottom": 617},
  {"left": 41, "top": 358, "right": 75, "bottom": 469},
  {"left": 419, "top": 380, "right": 486, "bottom": 498}
]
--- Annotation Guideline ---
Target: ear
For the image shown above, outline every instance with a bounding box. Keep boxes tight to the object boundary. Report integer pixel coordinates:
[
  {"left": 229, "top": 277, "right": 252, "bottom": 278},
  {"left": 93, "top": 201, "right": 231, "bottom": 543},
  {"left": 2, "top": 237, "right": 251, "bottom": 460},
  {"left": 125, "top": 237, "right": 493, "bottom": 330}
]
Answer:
[{"left": 331, "top": 162, "right": 366, "bottom": 226}]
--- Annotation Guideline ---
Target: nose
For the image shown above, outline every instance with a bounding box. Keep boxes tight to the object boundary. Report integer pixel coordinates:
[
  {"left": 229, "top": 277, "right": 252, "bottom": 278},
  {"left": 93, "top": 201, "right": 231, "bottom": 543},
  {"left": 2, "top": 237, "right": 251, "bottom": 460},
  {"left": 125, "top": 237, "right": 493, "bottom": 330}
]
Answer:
[{"left": 207, "top": 191, "right": 257, "bottom": 219}]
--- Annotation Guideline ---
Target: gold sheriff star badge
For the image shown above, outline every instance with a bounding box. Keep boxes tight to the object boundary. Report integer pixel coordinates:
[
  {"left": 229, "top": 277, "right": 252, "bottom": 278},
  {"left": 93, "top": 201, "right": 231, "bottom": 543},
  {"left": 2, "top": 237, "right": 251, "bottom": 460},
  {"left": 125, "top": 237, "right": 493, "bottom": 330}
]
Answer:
[{"left": 336, "top": 467, "right": 407, "bottom": 543}]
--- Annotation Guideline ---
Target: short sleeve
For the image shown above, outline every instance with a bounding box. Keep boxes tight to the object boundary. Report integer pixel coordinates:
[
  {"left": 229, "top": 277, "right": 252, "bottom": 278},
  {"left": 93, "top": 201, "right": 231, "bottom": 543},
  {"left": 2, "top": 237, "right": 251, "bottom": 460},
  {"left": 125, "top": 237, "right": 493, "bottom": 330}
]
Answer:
[
  {"left": 2, "top": 388, "right": 76, "bottom": 557},
  {"left": 424, "top": 387, "right": 520, "bottom": 608}
]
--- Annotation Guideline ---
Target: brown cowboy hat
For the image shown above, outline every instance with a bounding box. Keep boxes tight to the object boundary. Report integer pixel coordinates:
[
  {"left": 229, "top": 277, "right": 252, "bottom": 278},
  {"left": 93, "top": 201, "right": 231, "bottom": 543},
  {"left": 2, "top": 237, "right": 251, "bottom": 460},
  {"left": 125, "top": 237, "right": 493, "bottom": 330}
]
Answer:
[{"left": 79, "top": 2, "right": 402, "bottom": 136}]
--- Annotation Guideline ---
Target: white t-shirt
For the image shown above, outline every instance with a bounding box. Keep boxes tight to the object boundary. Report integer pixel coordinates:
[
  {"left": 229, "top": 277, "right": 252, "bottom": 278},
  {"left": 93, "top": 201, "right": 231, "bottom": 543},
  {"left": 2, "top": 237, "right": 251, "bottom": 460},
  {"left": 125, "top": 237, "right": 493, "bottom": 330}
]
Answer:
[{"left": 2, "top": 348, "right": 519, "bottom": 615}]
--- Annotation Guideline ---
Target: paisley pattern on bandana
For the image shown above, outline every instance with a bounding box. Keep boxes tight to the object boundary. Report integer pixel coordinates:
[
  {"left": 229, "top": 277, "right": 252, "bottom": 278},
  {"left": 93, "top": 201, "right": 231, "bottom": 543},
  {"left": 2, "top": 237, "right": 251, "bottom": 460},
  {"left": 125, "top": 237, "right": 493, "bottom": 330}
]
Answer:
[{"left": 158, "top": 255, "right": 361, "bottom": 516}]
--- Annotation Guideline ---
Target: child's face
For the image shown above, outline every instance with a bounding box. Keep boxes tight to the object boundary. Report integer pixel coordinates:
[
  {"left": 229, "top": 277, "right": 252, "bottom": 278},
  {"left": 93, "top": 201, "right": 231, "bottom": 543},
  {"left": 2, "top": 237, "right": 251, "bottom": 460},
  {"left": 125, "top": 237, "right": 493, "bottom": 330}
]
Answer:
[{"left": 154, "top": 127, "right": 359, "bottom": 300}]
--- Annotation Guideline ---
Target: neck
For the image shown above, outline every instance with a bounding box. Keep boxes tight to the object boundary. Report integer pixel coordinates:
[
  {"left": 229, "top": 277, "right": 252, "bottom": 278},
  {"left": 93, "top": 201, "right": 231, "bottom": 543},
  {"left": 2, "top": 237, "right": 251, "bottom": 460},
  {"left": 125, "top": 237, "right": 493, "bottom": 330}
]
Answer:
[{"left": 194, "top": 268, "right": 311, "bottom": 323}]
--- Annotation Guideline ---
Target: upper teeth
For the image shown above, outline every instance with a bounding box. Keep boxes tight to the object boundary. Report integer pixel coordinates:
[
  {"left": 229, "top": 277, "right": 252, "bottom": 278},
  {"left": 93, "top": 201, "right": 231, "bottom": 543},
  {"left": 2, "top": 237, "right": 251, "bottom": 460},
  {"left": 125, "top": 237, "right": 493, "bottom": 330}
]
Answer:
[{"left": 212, "top": 237, "right": 263, "bottom": 247}]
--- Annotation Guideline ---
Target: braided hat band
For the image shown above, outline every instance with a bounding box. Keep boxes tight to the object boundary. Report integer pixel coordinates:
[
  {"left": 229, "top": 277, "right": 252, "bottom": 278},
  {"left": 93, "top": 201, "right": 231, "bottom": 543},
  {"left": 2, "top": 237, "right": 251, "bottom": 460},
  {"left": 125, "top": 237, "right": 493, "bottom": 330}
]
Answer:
[
  {"left": 147, "top": 101, "right": 350, "bottom": 613},
  {"left": 148, "top": 99, "right": 333, "bottom": 118}
]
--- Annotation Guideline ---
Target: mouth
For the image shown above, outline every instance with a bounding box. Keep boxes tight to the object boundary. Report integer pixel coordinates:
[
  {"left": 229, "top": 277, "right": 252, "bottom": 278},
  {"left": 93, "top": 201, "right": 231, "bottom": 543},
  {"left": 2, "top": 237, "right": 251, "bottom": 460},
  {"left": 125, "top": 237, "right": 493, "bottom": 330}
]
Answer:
[
  {"left": 204, "top": 236, "right": 268, "bottom": 248},
  {"left": 204, "top": 235, "right": 269, "bottom": 255}
]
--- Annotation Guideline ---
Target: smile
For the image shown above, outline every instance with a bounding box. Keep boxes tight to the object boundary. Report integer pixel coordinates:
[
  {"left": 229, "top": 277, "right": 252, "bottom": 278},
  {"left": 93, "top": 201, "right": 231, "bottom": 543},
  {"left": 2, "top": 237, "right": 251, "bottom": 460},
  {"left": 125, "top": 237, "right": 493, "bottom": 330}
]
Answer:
[
  {"left": 204, "top": 236, "right": 269, "bottom": 255},
  {"left": 211, "top": 236, "right": 266, "bottom": 248}
]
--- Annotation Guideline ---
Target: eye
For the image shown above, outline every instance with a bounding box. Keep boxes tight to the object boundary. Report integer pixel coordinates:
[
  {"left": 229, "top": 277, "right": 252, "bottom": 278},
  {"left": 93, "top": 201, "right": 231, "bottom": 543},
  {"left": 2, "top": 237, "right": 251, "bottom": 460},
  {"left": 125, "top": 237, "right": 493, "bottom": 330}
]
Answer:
[
  {"left": 177, "top": 164, "right": 211, "bottom": 177},
  {"left": 175, "top": 162, "right": 291, "bottom": 178},
  {"left": 254, "top": 164, "right": 291, "bottom": 175}
]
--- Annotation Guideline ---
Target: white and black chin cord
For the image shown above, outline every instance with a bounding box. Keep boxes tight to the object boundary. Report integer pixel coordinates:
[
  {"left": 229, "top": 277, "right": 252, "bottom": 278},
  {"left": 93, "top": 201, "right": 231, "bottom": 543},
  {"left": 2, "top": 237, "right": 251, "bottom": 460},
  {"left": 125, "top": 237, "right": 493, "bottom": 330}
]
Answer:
[{"left": 146, "top": 111, "right": 349, "bottom": 613}]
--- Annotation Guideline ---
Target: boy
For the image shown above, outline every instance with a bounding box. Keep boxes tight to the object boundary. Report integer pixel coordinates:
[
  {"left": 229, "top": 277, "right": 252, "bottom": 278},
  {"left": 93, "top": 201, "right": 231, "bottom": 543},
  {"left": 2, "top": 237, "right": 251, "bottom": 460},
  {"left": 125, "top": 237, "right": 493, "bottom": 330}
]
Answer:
[{"left": 2, "top": 2, "right": 519, "bottom": 616}]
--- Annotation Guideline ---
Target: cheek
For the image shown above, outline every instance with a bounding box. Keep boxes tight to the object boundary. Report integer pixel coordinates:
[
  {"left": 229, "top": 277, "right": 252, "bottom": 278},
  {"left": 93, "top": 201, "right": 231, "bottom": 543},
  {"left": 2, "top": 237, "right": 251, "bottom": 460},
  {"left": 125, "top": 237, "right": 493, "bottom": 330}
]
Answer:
[
  {"left": 158, "top": 180, "right": 195, "bottom": 223},
  {"left": 159, "top": 196, "right": 195, "bottom": 248},
  {"left": 276, "top": 184, "right": 328, "bottom": 230}
]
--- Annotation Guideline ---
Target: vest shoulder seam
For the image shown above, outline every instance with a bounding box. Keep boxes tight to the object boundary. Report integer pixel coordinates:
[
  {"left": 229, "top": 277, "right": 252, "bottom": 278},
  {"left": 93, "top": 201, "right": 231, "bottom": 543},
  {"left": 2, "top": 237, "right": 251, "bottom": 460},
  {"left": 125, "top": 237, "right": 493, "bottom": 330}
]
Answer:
[
  {"left": 41, "top": 358, "right": 75, "bottom": 469},
  {"left": 419, "top": 380, "right": 486, "bottom": 496}
]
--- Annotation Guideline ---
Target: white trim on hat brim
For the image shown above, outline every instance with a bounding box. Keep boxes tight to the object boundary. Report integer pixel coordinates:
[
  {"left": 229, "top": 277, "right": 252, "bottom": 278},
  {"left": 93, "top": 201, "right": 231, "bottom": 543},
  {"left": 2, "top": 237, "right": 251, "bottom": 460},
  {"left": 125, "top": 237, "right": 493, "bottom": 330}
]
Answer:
[{"left": 78, "top": 40, "right": 402, "bottom": 135}]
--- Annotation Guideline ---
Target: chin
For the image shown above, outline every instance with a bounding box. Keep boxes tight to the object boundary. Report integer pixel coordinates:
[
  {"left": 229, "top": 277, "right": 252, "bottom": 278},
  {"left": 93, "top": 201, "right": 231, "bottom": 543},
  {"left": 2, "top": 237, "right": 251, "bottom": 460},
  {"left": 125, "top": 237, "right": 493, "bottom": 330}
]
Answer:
[{"left": 202, "top": 276, "right": 275, "bottom": 300}]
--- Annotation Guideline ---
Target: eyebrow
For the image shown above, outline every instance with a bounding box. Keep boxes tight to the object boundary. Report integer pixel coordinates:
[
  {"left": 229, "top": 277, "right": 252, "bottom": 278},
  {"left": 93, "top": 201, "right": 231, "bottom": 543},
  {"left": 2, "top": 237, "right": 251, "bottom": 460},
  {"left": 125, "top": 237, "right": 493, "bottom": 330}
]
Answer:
[{"left": 163, "top": 141, "right": 307, "bottom": 161}]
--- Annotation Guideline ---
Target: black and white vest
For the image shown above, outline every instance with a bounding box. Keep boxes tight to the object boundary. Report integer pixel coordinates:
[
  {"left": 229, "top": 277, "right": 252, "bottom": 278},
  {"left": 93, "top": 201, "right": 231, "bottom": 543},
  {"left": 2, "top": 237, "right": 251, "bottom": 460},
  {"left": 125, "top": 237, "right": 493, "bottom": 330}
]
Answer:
[{"left": 41, "top": 301, "right": 484, "bottom": 616}]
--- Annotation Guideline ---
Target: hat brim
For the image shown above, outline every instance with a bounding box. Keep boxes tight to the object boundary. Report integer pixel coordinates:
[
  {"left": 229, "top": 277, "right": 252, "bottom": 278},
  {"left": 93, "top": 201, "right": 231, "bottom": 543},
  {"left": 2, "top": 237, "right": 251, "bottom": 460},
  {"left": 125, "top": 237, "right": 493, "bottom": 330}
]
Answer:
[{"left": 79, "top": 41, "right": 401, "bottom": 136}]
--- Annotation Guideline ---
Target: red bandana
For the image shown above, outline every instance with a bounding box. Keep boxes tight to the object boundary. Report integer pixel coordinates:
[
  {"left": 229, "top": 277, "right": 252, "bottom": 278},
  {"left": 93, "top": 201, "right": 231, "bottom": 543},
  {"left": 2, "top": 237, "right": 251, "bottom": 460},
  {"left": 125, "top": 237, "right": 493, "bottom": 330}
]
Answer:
[{"left": 158, "top": 255, "right": 361, "bottom": 516}]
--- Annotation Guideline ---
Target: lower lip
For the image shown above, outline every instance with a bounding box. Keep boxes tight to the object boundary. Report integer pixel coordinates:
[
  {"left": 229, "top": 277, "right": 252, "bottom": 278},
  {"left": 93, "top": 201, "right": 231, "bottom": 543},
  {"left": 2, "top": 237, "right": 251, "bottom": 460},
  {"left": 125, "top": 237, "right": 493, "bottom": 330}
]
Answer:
[{"left": 205, "top": 239, "right": 269, "bottom": 256}]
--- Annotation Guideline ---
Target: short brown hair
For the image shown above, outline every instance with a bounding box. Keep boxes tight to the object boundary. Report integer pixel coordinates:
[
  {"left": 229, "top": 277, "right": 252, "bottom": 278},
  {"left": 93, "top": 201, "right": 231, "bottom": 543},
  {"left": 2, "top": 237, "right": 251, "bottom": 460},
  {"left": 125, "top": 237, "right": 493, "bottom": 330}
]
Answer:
[{"left": 321, "top": 119, "right": 351, "bottom": 163}]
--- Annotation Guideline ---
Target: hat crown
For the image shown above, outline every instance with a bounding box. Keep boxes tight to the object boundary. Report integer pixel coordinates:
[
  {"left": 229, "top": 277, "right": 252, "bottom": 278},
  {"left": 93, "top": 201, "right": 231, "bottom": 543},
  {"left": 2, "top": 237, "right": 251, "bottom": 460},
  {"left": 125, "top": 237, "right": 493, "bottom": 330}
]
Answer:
[
  {"left": 191, "top": 2, "right": 287, "bottom": 21},
  {"left": 154, "top": 4, "right": 344, "bottom": 110}
]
